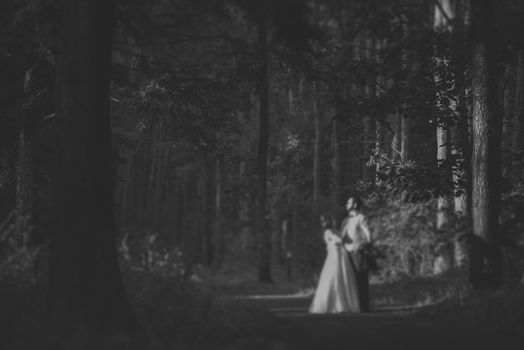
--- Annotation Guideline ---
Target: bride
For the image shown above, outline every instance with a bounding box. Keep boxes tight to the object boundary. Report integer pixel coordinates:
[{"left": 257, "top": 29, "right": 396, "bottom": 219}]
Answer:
[{"left": 309, "top": 215, "right": 359, "bottom": 314}]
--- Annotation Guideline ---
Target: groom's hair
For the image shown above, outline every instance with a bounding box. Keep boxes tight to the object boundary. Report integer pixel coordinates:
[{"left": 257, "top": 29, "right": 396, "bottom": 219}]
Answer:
[{"left": 346, "top": 193, "right": 363, "bottom": 210}]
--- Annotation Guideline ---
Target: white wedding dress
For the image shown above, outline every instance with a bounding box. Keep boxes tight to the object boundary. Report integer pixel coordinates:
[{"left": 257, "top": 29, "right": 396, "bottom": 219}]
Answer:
[{"left": 309, "top": 228, "right": 359, "bottom": 313}]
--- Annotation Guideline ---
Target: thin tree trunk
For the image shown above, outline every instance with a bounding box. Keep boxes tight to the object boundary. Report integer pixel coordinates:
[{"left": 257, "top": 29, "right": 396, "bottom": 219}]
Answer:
[
  {"left": 391, "top": 111, "right": 402, "bottom": 161},
  {"left": 437, "top": 125, "right": 451, "bottom": 229},
  {"left": 146, "top": 130, "right": 160, "bottom": 217},
  {"left": 400, "top": 114, "right": 410, "bottom": 162},
  {"left": 332, "top": 114, "right": 342, "bottom": 208},
  {"left": 434, "top": 0, "right": 454, "bottom": 230},
  {"left": 363, "top": 35, "right": 376, "bottom": 183},
  {"left": 502, "top": 61, "right": 516, "bottom": 177},
  {"left": 15, "top": 66, "right": 42, "bottom": 246},
  {"left": 313, "top": 82, "right": 321, "bottom": 203},
  {"left": 469, "top": 0, "right": 502, "bottom": 288},
  {"left": 49, "top": 0, "right": 139, "bottom": 336},
  {"left": 451, "top": 120, "right": 470, "bottom": 217},
  {"left": 214, "top": 156, "right": 224, "bottom": 268},
  {"left": 512, "top": 48, "right": 524, "bottom": 180},
  {"left": 256, "top": 14, "right": 272, "bottom": 283},
  {"left": 196, "top": 161, "right": 208, "bottom": 265},
  {"left": 374, "top": 120, "right": 383, "bottom": 184},
  {"left": 154, "top": 143, "right": 169, "bottom": 225},
  {"left": 15, "top": 126, "right": 36, "bottom": 245},
  {"left": 119, "top": 150, "right": 134, "bottom": 231},
  {"left": 452, "top": 0, "right": 471, "bottom": 219}
]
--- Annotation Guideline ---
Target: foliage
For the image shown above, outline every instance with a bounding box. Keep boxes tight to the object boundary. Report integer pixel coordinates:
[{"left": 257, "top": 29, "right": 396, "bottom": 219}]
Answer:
[
  {"left": 418, "top": 286, "right": 524, "bottom": 337},
  {"left": 0, "top": 248, "right": 288, "bottom": 349},
  {"left": 359, "top": 186, "right": 469, "bottom": 282},
  {"left": 371, "top": 268, "right": 469, "bottom": 308},
  {"left": 369, "top": 152, "right": 454, "bottom": 202},
  {"left": 119, "top": 229, "right": 187, "bottom": 281}
]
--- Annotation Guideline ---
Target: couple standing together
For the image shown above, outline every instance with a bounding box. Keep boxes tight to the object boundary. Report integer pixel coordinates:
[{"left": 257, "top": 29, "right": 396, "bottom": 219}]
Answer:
[{"left": 309, "top": 195, "right": 372, "bottom": 314}]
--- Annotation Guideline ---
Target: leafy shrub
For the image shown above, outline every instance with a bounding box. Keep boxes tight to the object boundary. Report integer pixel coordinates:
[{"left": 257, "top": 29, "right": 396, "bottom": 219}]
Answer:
[
  {"left": 369, "top": 151, "right": 453, "bottom": 202},
  {"left": 418, "top": 285, "right": 524, "bottom": 337},
  {"left": 119, "top": 228, "right": 186, "bottom": 281},
  {"left": 357, "top": 183, "right": 469, "bottom": 283}
]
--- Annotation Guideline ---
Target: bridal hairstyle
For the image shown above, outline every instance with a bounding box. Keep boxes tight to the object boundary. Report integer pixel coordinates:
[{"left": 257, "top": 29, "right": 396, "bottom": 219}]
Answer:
[{"left": 320, "top": 214, "right": 335, "bottom": 230}]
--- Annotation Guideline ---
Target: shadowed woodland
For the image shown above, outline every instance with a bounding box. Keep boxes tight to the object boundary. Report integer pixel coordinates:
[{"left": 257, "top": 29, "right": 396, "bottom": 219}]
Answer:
[{"left": 1, "top": 0, "right": 524, "bottom": 349}]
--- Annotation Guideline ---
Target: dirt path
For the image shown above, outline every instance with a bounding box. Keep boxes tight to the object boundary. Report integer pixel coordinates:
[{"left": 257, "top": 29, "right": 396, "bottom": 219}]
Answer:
[{"left": 224, "top": 295, "right": 523, "bottom": 350}]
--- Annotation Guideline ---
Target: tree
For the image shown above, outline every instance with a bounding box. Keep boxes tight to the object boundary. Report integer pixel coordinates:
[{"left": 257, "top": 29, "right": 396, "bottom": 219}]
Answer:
[
  {"left": 469, "top": 0, "right": 502, "bottom": 288},
  {"left": 512, "top": 48, "right": 524, "bottom": 180},
  {"left": 229, "top": 0, "right": 317, "bottom": 282},
  {"left": 48, "top": 0, "right": 139, "bottom": 336},
  {"left": 254, "top": 10, "right": 272, "bottom": 282},
  {"left": 434, "top": 0, "right": 454, "bottom": 229}
]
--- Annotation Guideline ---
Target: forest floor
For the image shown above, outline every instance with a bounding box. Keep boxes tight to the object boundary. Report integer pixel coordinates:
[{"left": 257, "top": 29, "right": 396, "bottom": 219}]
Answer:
[
  {"left": 2, "top": 254, "right": 524, "bottom": 349},
  {"left": 194, "top": 262, "right": 524, "bottom": 350},
  {"left": 218, "top": 295, "right": 523, "bottom": 350}
]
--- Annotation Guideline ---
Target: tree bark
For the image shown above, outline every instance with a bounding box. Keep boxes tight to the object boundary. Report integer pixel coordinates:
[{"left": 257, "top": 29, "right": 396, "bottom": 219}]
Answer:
[
  {"left": 213, "top": 156, "right": 224, "bottom": 268},
  {"left": 451, "top": 120, "right": 471, "bottom": 216},
  {"left": 15, "top": 125, "right": 36, "bottom": 245},
  {"left": 437, "top": 125, "right": 451, "bottom": 229},
  {"left": 119, "top": 150, "right": 134, "bottom": 231},
  {"left": 469, "top": 0, "right": 502, "bottom": 288},
  {"left": 400, "top": 114, "right": 410, "bottom": 162},
  {"left": 313, "top": 82, "right": 321, "bottom": 203},
  {"left": 512, "top": 48, "right": 524, "bottom": 180},
  {"left": 434, "top": 0, "right": 454, "bottom": 229},
  {"left": 502, "top": 61, "right": 516, "bottom": 177},
  {"left": 49, "top": 0, "right": 139, "bottom": 336},
  {"left": 390, "top": 111, "right": 402, "bottom": 161},
  {"left": 363, "top": 35, "right": 376, "bottom": 183},
  {"left": 374, "top": 120, "right": 383, "bottom": 185},
  {"left": 450, "top": 0, "right": 471, "bottom": 219},
  {"left": 256, "top": 14, "right": 272, "bottom": 283},
  {"left": 332, "top": 114, "right": 342, "bottom": 208}
]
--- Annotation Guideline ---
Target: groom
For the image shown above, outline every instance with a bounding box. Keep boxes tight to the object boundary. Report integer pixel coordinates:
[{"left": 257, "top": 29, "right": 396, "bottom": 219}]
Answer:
[{"left": 340, "top": 195, "right": 372, "bottom": 312}]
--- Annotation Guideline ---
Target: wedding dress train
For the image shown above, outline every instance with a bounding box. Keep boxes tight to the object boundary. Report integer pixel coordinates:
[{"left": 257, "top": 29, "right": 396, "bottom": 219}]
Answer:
[{"left": 309, "top": 228, "right": 359, "bottom": 313}]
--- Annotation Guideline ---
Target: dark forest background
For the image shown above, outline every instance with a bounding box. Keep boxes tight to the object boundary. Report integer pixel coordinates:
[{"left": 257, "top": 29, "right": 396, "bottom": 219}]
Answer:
[{"left": 1, "top": 0, "right": 524, "bottom": 348}]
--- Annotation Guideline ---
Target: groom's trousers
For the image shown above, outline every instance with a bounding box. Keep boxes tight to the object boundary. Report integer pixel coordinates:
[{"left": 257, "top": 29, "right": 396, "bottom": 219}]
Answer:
[{"left": 349, "top": 251, "right": 370, "bottom": 312}]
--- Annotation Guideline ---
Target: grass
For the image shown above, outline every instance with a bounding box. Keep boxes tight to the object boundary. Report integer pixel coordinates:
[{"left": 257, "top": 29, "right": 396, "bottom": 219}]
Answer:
[
  {"left": 2, "top": 252, "right": 524, "bottom": 349},
  {"left": 414, "top": 285, "right": 524, "bottom": 337},
  {"left": 0, "top": 265, "right": 293, "bottom": 350}
]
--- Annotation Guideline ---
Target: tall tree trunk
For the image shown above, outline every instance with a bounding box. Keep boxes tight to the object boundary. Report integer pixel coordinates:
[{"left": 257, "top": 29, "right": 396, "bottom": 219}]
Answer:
[
  {"left": 49, "top": 0, "right": 139, "bottom": 336},
  {"left": 512, "top": 48, "right": 524, "bottom": 180},
  {"left": 119, "top": 150, "right": 134, "bottom": 231},
  {"left": 434, "top": 0, "right": 454, "bottom": 230},
  {"left": 313, "top": 82, "right": 321, "bottom": 203},
  {"left": 390, "top": 111, "right": 402, "bottom": 161},
  {"left": 400, "top": 114, "right": 410, "bottom": 162},
  {"left": 374, "top": 120, "right": 383, "bottom": 184},
  {"left": 15, "top": 125, "right": 36, "bottom": 245},
  {"left": 374, "top": 38, "right": 384, "bottom": 184},
  {"left": 363, "top": 35, "right": 376, "bottom": 183},
  {"left": 214, "top": 156, "right": 224, "bottom": 268},
  {"left": 451, "top": 120, "right": 471, "bottom": 216},
  {"left": 502, "top": 61, "right": 516, "bottom": 177},
  {"left": 437, "top": 125, "right": 451, "bottom": 229},
  {"left": 256, "top": 15, "right": 272, "bottom": 283},
  {"left": 146, "top": 130, "right": 160, "bottom": 218},
  {"left": 452, "top": 0, "right": 471, "bottom": 218},
  {"left": 15, "top": 64, "right": 45, "bottom": 246},
  {"left": 154, "top": 143, "right": 169, "bottom": 225},
  {"left": 196, "top": 161, "right": 208, "bottom": 265},
  {"left": 469, "top": 0, "right": 502, "bottom": 288},
  {"left": 332, "top": 115, "right": 342, "bottom": 208}
]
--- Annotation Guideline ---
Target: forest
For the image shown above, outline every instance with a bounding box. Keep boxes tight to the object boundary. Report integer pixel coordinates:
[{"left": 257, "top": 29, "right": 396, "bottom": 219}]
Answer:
[{"left": 1, "top": 0, "right": 524, "bottom": 349}]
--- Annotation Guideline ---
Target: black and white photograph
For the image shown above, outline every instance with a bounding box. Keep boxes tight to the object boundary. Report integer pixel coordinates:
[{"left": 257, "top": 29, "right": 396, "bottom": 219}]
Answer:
[{"left": 1, "top": 0, "right": 524, "bottom": 349}]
